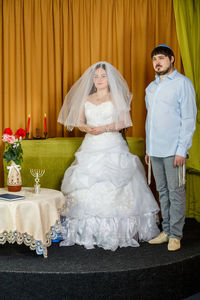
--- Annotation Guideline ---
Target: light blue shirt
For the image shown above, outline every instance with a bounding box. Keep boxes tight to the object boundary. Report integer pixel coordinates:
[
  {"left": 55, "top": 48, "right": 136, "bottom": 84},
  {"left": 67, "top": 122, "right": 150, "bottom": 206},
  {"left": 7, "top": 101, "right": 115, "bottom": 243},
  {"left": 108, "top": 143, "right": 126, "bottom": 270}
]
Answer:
[{"left": 145, "top": 69, "right": 197, "bottom": 157}]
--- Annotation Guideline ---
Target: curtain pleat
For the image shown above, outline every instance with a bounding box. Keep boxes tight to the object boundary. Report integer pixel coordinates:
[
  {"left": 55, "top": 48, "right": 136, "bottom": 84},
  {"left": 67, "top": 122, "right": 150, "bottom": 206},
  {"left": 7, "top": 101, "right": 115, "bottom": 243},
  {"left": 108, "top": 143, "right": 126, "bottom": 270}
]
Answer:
[
  {"left": 0, "top": 0, "right": 182, "bottom": 187},
  {"left": 173, "top": 0, "right": 200, "bottom": 172},
  {"left": 173, "top": 0, "right": 200, "bottom": 221}
]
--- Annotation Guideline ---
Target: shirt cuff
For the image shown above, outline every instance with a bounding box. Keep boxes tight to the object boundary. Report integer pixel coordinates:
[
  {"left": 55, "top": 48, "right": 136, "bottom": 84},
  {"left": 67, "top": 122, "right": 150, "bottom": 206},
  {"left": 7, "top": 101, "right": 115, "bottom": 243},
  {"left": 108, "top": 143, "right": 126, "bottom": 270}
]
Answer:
[{"left": 176, "top": 146, "right": 187, "bottom": 157}]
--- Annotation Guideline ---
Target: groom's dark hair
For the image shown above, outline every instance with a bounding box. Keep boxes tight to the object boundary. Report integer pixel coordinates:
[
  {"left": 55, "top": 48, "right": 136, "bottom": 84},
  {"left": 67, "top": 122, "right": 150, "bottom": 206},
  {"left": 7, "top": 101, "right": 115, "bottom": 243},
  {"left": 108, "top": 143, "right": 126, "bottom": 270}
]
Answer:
[{"left": 151, "top": 45, "right": 175, "bottom": 65}]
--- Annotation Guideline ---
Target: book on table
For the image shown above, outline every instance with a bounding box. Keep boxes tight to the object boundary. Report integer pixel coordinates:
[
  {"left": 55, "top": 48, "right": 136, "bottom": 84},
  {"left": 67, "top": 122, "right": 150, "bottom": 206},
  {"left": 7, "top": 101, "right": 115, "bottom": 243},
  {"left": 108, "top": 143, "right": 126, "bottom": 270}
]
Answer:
[{"left": 0, "top": 193, "right": 25, "bottom": 201}]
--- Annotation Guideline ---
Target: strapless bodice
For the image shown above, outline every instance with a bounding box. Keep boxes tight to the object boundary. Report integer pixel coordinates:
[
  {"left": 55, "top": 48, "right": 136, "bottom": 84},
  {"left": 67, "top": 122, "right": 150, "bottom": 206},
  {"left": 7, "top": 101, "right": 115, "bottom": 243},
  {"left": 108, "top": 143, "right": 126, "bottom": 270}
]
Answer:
[{"left": 85, "top": 101, "right": 114, "bottom": 126}]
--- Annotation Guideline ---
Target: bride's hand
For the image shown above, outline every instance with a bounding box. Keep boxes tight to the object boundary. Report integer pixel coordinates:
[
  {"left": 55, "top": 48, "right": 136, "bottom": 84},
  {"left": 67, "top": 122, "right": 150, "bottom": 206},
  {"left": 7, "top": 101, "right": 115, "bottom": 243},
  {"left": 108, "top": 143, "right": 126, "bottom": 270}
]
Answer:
[
  {"left": 86, "top": 126, "right": 98, "bottom": 134},
  {"left": 89, "top": 126, "right": 106, "bottom": 135},
  {"left": 78, "top": 126, "right": 95, "bottom": 133},
  {"left": 79, "top": 126, "right": 108, "bottom": 135}
]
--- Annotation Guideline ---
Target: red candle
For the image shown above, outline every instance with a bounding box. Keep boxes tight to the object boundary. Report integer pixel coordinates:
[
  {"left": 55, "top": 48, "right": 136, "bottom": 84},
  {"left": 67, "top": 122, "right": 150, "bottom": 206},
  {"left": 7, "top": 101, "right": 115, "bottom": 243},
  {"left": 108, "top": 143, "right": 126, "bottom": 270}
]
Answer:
[
  {"left": 27, "top": 114, "right": 30, "bottom": 133},
  {"left": 44, "top": 113, "right": 47, "bottom": 133}
]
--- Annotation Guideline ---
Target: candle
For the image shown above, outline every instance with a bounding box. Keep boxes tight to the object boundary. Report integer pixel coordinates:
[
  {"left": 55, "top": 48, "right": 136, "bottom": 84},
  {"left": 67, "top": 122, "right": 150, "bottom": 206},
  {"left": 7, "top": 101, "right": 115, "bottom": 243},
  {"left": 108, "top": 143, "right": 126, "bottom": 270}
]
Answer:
[
  {"left": 44, "top": 113, "right": 47, "bottom": 133},
  {"left": 27, "top": 114, "right": 30, "bottom": 133}
]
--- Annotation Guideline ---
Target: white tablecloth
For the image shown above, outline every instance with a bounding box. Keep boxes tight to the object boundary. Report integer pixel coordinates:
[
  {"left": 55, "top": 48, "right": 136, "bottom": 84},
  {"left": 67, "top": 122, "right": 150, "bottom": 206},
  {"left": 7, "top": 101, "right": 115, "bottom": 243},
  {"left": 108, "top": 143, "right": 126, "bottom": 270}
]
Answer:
[{"left": 0, "top": 187, "right": 66, "bottom": 257}]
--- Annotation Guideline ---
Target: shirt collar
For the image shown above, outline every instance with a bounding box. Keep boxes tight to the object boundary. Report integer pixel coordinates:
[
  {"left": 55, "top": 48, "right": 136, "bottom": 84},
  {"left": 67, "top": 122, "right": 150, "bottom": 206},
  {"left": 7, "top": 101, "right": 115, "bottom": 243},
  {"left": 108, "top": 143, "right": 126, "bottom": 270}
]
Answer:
[{"left": 155, "top": 69, "right": 177, "bottom": 83}]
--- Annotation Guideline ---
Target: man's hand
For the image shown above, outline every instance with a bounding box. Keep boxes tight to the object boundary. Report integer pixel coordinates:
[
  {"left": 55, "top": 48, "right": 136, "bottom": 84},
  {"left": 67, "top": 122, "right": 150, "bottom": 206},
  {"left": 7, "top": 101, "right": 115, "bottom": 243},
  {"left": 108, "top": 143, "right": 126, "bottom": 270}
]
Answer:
[
  {"left": 174, "top": 155, "right": 186, "bottom": 167},
  {"left": 145, "top": 154, "right": 149, "bottom": 165}
]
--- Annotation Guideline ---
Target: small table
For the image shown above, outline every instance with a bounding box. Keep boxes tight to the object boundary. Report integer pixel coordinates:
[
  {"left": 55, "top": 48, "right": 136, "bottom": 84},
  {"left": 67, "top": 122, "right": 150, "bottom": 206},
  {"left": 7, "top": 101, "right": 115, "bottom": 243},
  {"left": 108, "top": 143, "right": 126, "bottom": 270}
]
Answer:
[{"left": 0, "top": 187, "right": 66, "bottom": 258}]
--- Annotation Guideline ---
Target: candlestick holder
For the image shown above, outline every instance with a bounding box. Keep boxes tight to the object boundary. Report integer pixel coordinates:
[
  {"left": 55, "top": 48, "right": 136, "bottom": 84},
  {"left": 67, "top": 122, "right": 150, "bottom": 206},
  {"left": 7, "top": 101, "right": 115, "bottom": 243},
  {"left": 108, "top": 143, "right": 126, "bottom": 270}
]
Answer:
[
  {"left": 44, "top": 132, "right": 48, "bottom": 139},
  {"left": 33, "top": 128, "right": 45, "bottom": 139},
  {"left": 25, "top": 132, "right": 29, "bottom": 140},
  {"left": 30, "top": 169, "right": 45, "bottom": 194}
]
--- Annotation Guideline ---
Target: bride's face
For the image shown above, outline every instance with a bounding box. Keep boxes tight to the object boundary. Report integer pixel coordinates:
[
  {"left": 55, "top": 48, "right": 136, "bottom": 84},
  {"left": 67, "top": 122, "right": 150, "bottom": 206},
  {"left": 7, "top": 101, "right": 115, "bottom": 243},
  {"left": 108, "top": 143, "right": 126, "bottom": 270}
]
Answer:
[{"left": 93, "top": 68, "right": 108, "bottom": 90}]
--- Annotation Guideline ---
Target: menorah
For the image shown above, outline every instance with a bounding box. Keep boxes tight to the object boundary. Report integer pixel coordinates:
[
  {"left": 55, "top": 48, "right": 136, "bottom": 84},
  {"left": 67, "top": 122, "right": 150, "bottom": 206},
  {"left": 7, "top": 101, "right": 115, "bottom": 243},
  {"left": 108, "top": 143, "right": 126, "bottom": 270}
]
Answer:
[{"left": 30, "top": 169, "right": 45, "bottom": 193}]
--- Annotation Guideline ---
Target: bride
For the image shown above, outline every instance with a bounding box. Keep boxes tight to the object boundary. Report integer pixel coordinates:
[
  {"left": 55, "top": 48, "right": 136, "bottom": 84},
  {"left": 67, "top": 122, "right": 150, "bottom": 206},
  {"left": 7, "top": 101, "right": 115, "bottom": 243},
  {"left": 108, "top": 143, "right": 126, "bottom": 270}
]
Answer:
[{"left": 58, "top": 61, "right": 160, "bottom": 251}]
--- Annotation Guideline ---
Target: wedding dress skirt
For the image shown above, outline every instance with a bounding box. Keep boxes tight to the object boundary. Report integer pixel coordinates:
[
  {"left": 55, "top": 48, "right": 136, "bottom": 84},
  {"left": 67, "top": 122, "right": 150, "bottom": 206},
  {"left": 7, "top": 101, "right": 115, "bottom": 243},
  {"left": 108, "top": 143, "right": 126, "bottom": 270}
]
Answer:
[{"left": 60, "top": 101, "right": 159, "bottom": 250}]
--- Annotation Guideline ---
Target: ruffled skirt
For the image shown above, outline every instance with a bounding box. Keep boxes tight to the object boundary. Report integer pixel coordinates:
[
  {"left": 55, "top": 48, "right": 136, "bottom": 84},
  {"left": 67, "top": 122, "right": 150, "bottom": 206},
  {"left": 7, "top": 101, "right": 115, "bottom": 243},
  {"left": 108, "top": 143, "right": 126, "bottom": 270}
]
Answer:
[{"left": 60, "top": 132, "right": 160, "bottom": 250}]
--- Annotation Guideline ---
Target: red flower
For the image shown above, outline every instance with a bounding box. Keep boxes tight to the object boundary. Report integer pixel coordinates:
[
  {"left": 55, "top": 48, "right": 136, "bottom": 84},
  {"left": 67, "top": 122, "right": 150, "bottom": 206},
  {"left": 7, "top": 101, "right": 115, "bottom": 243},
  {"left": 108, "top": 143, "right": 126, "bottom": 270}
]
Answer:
[
  {"left": 15, "top": 128, "right": 26, "bottom": 139},
  {"left": 3, "top": 128, "right": 13, "bottom": 135}
]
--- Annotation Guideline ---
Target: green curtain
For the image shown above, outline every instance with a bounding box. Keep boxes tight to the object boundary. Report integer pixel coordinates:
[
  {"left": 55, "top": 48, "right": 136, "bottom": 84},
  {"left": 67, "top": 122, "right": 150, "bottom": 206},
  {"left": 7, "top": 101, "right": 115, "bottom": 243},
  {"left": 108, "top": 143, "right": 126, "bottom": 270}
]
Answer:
[
  {"left": 173, "top": 0, "right": 200, "bottom": 171},
  {"left": 173, "top": 0, "right": 200, "bottom": 221}
]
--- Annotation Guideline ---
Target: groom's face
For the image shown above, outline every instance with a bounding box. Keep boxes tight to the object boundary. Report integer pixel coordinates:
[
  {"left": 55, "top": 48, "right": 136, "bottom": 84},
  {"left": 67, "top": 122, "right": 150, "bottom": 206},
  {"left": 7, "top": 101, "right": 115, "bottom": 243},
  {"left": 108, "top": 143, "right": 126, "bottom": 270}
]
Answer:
[{"left": 152, "top": 54, "right": 174, "bottom": 76}]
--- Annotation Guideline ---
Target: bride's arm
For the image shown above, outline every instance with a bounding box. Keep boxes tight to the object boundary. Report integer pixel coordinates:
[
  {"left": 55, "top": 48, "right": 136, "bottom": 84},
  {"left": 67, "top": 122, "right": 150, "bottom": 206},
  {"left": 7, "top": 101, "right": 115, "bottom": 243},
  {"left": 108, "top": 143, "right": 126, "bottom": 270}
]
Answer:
[
  {"left": 90, "top": 112, "right": 132, "bottom": 135},
  {"left": 89, "top": 121, "right": 126, "bottom": 135},
  {"left": 78, "top": 106, "right": 96, "bottom": 134}
]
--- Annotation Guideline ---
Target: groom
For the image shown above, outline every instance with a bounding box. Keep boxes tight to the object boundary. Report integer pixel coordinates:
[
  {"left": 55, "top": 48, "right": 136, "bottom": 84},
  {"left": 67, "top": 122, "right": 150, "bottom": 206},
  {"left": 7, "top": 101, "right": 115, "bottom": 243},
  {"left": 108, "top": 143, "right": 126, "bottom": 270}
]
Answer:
[{"left": 145, "top": 45, "right": 197, "bottom": 251}]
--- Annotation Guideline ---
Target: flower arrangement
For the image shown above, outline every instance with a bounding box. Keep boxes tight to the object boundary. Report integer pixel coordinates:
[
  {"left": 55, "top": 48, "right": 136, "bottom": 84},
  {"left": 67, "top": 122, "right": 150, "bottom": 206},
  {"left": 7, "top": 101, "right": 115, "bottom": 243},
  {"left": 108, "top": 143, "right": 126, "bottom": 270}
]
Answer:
[{"left": 2, "top": 128, "right": 26, "bottom": 165}]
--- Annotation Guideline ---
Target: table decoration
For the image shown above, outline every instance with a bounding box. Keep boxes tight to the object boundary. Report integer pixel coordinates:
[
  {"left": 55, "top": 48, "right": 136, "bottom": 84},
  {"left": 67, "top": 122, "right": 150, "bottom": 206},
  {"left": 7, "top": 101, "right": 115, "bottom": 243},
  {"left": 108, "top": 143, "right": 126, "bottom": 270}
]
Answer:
[
  {"left": 30, "top": 168, "right": 45, "bottom": 193},
  {"left": 2, "top": 127, "right": 26, "bottom": 191},
  {"left": 32, "top": 128, "right": 47, "bottom": 139}
]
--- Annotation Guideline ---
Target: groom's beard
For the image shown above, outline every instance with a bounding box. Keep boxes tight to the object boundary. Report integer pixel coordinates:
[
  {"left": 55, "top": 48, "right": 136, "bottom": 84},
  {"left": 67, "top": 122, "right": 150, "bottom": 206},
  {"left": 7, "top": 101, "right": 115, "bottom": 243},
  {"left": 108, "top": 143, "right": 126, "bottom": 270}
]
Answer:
[{"left": 156, "top": 65, "right": 173, "bottom": 76}]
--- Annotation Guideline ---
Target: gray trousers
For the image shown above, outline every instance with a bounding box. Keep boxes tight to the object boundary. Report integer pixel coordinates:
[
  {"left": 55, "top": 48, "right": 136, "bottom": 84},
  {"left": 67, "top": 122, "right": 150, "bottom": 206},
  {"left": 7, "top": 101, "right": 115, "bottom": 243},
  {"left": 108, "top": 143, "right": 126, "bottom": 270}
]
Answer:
[{"left": 151, "top": 156, "right": 186, "bottom": 240}]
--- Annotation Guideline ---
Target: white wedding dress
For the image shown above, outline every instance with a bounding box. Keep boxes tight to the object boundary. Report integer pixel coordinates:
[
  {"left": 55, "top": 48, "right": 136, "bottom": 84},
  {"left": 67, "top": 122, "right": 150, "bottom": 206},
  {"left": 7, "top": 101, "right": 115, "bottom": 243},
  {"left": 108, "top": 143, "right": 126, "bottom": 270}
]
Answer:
[{"left": 60, "top": 101, "right": 160, "bottom": 250}]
